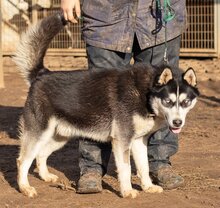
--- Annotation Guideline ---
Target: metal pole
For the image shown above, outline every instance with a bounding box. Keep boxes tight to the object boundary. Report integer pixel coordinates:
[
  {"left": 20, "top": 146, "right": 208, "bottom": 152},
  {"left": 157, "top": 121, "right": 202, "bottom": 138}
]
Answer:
[{"left": 0, "top": 0, "right": 5, "bottom": 88}]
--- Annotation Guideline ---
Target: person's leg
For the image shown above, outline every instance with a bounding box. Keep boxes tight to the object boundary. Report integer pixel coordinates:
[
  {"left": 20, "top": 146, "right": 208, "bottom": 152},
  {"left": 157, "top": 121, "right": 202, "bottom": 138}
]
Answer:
[
  {"left": 133, "top": 36, "right": 181, "bottom": 67},
  {"left": 133, "top": 36, "right": 184, "bottom": 189},
  {"left": 86, "top": 45, "right": 132, "bottom": 70},
  {"left": 77, "top": 45, "right": 132, "bottom": 193},
  {"left": 77, "top": 139, "right": 111, "bottom": 193}
]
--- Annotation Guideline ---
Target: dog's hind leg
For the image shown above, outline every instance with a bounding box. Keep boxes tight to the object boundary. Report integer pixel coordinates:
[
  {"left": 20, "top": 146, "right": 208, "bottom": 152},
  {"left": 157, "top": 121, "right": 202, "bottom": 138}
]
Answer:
[
  {"left": 17, "top": 119, "right": 57, "bottom": 197},
  {"left": 131, "top": 137, "right": 163, "bottom": 193},
  {"left": 17, "top": 131, "right": 51, "bottom": 198},
  {"left": 36, "top": 135, "right": 67, "bottom": 183},
  {"left": 112, "top": 138, "right": 139, "bottom": 198}
]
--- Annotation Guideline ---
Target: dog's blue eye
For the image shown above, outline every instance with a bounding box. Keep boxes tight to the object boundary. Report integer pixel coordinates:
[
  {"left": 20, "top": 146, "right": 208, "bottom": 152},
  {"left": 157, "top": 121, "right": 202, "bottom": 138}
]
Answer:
[
  {"left": 162, "top": 98, "right": 173, "bottom": 107},
  {"left": 165, "top": 98, "right": 171, "bottom": 103},
  {"left": 181, "top": 99, "right": 191, "bottom": 108}
]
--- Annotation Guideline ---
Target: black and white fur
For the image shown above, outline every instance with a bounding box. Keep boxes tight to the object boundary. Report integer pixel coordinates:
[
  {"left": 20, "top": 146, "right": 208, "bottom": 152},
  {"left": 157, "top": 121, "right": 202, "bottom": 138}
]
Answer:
[{"left": 14, "top": 14, "right": 199, "bottom": 198}]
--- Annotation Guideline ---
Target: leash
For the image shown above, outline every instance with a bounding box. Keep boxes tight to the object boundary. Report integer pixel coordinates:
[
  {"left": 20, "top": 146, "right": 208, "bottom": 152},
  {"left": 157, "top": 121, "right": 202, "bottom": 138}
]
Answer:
[{"left": 150, "top": 0, "right": 175, "bottom": 64}]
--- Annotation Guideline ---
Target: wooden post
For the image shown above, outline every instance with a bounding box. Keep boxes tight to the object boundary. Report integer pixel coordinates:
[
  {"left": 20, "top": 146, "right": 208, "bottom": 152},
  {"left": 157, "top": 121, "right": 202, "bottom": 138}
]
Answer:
[
  {"left": 32, "top": 0, "right": 38, "bottom": 24},
  {"left": 217, "top": 0, "right": 220, "bottom": 58},
  {"left": 0, "top": 0, "right": 5, "bottom": 88}
]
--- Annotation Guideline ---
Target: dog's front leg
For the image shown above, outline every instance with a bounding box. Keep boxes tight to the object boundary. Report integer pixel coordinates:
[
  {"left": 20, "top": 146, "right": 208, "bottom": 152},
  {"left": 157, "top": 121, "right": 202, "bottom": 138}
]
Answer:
[
  {"left": 131, "top": 137, "right": 163, "bottom": 193},
  {"left": 111, "top": 138, "right": 139, "bottom": 198}
]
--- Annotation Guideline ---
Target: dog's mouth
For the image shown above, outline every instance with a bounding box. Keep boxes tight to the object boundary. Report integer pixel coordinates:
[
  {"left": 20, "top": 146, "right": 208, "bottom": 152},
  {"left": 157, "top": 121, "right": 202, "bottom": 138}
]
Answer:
[
  {"left": 164, "top": 116, "right": 182, "bottom": 134},
  {"left": 169, "top": 127, "right": 182, "bottom": 134}
]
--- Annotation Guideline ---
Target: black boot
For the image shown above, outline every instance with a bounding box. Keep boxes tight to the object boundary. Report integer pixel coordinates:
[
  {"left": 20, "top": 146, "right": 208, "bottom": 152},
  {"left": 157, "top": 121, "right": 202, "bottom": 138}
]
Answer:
[
  {"left": 150, "top": 165, "right": 184, "bottom": 190},
  {"left": 77, "top": 171, "right": 102, "bottom": 194}
]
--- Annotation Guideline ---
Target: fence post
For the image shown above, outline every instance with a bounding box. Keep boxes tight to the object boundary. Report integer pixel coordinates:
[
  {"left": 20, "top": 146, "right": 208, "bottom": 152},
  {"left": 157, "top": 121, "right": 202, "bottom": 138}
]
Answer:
[
  {"left": 217, "top": 0, "right": 220, "bottom": 58},
  {"left": 0, "top": 0, "right": 5, "bottom": 88},
  {"left": 32, "top": 0, "right": 38, "bottom": 24}
]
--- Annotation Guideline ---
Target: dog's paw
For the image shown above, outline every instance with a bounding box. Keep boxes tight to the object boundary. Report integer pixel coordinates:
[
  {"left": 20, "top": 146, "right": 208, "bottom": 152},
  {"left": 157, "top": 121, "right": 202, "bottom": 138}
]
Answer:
[
  {"left": 122, "top": 189, "right": 139, "bottom": 198},
  {"left": 143, "top": 185, "right": 163, "bottom": 193},
  {"left": 41, "top": 173, "right": 59, "bottom": 183},
  {"left": 20, "top": 185, "right": 38, "bottom": 198}
]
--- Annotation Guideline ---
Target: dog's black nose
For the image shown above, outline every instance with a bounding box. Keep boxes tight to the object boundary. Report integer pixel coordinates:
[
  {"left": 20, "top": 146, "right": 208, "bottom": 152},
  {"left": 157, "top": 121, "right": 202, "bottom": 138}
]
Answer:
[{"left": 173, "top": 119, "right": 182, "bottom": 127}]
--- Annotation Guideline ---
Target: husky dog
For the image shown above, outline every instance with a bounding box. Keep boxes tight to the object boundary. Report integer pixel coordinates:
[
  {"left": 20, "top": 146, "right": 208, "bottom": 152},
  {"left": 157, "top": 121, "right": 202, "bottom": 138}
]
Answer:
[{"left": 14, "top": 14, "right": 199, "bottom": 198}]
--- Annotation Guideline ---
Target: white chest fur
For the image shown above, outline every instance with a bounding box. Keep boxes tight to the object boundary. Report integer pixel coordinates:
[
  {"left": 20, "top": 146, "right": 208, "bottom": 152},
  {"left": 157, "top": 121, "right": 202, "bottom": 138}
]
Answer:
[{"left": 132, "top": 114, "right": 164, "bottom": 139}]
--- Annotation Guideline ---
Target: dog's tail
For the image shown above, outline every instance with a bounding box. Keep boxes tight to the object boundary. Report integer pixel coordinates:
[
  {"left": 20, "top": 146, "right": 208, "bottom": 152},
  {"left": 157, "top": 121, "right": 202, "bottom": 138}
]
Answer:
[{"left": 13, "top": 13, "right": 67, "bottom": 85}]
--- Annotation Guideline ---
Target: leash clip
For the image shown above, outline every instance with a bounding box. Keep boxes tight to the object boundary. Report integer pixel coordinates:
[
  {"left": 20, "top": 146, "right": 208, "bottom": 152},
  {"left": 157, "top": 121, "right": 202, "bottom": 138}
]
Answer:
[{"left": 163, "top": 47, "right": 169, "bottom": 64}]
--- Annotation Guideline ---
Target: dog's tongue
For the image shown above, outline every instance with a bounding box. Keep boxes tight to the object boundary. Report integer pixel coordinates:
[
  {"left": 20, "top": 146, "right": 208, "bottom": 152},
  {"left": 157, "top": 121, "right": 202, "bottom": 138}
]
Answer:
[{"left": 170, "top": 127, "right": 182, "bottom": 134}]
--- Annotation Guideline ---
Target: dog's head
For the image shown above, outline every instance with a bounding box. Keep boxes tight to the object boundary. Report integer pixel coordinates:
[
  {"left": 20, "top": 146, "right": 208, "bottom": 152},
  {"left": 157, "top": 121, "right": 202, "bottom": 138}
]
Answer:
[{"left": 151, "top": 67, "right": 200, "bottom": 134}]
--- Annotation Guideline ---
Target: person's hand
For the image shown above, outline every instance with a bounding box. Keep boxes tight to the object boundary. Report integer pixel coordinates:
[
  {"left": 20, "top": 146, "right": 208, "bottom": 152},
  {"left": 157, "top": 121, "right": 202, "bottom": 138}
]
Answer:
[{"left": 61, "top": 0, "right": 81, "bottom": 23}]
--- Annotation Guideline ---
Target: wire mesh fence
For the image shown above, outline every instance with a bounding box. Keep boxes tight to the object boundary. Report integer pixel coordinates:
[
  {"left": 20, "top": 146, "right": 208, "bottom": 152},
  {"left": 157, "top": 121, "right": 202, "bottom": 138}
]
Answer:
[
  {"left": 181, "top": 0, "right": 217, "bottom": 56},
  {"left": 1, "top": 0, "right": 85, "bottom": 56},
  {"left": 36, "top": 3, "right": 85, "bottom": 51},
  {"left": 1, "top": 0, "right": 219, "bottom": 57}
]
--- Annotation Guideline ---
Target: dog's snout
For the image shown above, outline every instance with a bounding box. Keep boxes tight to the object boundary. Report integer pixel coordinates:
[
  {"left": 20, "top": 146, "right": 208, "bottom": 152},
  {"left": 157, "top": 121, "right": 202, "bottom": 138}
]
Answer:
[{"left": 173, "top": 119, "right": 182, "bottom": 127}]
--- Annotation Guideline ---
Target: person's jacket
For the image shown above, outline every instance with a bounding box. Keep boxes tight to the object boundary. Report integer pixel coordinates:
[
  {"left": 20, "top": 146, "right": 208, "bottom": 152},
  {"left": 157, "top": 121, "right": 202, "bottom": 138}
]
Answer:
[{"left": 81, "top": 0, "right": 187, "bottom": 53}]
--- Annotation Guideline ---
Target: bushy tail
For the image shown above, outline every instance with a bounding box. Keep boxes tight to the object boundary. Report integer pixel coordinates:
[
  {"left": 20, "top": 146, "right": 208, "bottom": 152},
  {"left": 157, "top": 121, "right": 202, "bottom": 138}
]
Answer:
[{"left": 13, "top": 13, "right": 67, "bottom": 85}]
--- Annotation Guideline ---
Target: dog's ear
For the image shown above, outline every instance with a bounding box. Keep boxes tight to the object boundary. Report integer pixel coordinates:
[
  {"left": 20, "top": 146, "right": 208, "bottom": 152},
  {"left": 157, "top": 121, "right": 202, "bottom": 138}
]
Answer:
[
  {"left": 183, "top": 67, "right": 197, "bottom": 87},
  {"left": 157, "top": 68, "right": 173, "bottom": 85}
]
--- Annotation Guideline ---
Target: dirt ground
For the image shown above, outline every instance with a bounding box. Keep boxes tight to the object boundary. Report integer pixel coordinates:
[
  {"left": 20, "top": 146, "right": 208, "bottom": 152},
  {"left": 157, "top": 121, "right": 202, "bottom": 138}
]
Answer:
[{"left": 0, "top": 57, "right": 220, "bottom": 208}]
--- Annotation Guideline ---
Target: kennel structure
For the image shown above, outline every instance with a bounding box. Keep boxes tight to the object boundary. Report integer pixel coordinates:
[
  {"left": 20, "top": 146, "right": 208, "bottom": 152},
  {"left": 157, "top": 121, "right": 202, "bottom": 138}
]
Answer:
[
  {"left": 181, "top": 0, "right": 220, "bottom": 57},
  {"left": 1, "top": 0, "right": 220, "bottom": 58}
]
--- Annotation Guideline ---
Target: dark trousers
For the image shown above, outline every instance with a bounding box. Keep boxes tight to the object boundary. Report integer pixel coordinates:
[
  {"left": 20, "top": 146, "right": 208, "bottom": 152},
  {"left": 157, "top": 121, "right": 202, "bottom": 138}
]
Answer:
[{"left": 79, "top": 36, "right": 181, "bottom": 175}]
